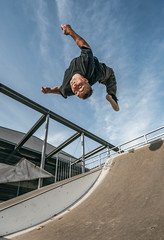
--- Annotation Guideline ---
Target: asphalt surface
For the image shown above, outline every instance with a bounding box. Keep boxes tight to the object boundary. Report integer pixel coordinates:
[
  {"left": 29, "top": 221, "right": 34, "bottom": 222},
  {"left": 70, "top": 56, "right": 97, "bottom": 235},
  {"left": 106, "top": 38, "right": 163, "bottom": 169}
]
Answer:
[{"left": 11, "top": 139, "right": 164, "bottom": 240}]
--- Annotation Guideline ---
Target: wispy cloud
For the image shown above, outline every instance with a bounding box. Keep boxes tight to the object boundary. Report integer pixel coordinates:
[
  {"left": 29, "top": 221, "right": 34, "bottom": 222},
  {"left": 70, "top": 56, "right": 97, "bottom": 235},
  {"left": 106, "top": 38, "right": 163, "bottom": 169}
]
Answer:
[
  {"left": 89, "top": 61, "right": 161, "bottom": 145},
  {"left": 55, "top": 0, "right": 73, "bottom": 23},
  {"left": 32, "top": 0, "right": 60, "bottom": 85},
  {"left": 35, "top": 0, "right": 50, "bottom": 57},
  {"left": 81, "top": 1, "right": 164, "bottom": 145},
  {"left": 55, "top": 0, "right": 75, "bottom": 66}
]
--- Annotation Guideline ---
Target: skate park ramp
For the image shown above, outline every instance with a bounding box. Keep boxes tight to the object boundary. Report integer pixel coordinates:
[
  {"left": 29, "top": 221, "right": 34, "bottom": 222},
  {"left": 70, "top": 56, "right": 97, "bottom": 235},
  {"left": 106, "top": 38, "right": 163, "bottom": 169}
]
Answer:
[{"left": 7, "top": 138, "right": 164, "bottom": 240}]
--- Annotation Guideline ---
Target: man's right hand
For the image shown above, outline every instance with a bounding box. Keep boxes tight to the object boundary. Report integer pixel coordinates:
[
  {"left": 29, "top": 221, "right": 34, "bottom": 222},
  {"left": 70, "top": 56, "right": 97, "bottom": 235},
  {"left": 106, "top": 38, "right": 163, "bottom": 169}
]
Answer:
[
  {"left": 61, "top": 24, "right": 72, "bottom": 35},
  {"left": 41, "top": 87, "right": 52, "bottom": 94}
]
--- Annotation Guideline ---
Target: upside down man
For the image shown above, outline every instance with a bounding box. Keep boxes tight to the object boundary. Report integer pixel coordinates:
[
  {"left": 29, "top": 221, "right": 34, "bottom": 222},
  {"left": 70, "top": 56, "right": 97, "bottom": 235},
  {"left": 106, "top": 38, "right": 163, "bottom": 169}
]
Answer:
[{"left": 41, "top": 24, "right": 119, "bottom": 111}]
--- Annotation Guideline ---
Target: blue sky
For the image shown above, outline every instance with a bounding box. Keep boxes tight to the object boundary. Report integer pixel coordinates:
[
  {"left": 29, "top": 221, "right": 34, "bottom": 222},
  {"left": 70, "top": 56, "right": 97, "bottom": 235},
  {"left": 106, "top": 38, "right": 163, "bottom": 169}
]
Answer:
[{"left": 0, "top": 0, "right": 164, "bottom": 156}]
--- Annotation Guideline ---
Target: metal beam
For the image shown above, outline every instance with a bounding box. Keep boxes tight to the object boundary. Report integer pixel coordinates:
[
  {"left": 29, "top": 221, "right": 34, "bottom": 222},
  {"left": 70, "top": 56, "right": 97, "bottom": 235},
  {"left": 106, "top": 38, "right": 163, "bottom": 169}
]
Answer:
[
  {"left": 46, "top": 132, "right": 81, "bottom": 160},
  {"left": 73, "top": 145, "right": 107, "bottom": 165},
  {"left": 0, "top": 83, "right": 119, "bottom": 152},
  {"left": 81, "top": 133, "right": 85, "bottom": 173},
  {"left": 38, "top": 114, "right": 50, "bottom": 188},
  {"left": 15, "top": 114, "right": 47, "bottom": 151}
]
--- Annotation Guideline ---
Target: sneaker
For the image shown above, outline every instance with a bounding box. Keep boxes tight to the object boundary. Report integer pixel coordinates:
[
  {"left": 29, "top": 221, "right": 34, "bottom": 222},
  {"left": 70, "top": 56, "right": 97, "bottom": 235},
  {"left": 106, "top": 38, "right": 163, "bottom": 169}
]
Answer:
[{"left": 106, "top": 94, "right": 119, "bottom": 111}]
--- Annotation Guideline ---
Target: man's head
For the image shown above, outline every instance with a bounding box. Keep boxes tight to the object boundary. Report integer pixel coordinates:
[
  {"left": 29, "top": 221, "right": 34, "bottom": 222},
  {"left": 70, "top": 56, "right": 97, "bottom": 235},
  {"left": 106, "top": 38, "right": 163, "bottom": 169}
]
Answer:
[{"left": 70, "top": 74, "right": 93, "bottom": 99}]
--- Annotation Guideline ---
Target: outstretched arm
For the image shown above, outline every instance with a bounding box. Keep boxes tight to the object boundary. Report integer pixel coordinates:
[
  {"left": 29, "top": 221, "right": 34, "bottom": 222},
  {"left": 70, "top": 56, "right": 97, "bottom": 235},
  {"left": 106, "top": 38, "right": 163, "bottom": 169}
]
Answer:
[
  {"left": 61, "top": 24, "right": 90, "bottom": 49},
  {"left": 41, "top": 86, "right": 61, "bottom": 95}
]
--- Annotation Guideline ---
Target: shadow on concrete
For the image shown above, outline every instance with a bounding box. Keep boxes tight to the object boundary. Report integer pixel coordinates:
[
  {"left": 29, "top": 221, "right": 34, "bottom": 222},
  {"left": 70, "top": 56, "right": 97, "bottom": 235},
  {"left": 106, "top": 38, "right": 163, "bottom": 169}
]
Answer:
[{"left": 149, "top": 139, "right": 163, "bottom": 151}]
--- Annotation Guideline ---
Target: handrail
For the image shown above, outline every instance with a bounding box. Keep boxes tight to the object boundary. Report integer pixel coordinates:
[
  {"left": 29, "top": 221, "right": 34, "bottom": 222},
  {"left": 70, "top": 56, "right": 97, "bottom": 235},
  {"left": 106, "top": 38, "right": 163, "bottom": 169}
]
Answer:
[{"left": 84, "top": 125, "right": 164, "bottom": 168}]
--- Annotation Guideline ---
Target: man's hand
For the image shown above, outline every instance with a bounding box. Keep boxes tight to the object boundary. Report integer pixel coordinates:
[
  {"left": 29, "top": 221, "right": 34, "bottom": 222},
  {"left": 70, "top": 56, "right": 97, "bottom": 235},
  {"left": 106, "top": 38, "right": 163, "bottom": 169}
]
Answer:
[
  {"left": 41, "top": 87, "right": 52, "bottom": 94},
  {"left": 61, "top": 24, "right": 90, "bottom": 49},
  {"left": 61, "top": 24, "right": 72, "bottom": 35},
  {"left": 41, "top": 86, "right": 61, "bottom": 95}
]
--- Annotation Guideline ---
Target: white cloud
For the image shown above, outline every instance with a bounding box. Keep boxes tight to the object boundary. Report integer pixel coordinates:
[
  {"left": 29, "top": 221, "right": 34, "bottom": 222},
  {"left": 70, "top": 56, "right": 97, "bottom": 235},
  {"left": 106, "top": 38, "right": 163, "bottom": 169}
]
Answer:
[
  {"left": 88, "top": 62, "right": 161, "bottom": 146},
  {"left": 55, "top": 0, "right": 75, "bottom": 66},
  {"left": 31, "top": 0, "right": 63, "bottom": 85},
  {"left": 47, "top": 132, "right": 69, "bottom": 146},
  {"left": 55, "top": 0, "right": 73, "bottom": 23},
  {"left": 35, "top": 0, "right": 50, "bottom": 57}
]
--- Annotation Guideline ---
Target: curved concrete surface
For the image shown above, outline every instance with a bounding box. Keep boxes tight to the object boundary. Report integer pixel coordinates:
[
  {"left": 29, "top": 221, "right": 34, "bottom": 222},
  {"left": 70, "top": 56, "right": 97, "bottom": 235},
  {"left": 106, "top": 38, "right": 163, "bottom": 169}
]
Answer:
[
  {"left": 9, "top": 139, "right": 164, "bottom": 239},
  {"left": 0, "top": 168, "right": 102, "bottom": 236}
]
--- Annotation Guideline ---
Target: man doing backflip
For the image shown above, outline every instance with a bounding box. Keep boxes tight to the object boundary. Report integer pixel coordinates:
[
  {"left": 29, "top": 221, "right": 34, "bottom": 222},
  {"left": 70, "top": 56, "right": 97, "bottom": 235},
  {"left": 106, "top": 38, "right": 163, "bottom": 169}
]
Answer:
[{"left": 41, "top": 24, "right": 119, "bottom": 111}]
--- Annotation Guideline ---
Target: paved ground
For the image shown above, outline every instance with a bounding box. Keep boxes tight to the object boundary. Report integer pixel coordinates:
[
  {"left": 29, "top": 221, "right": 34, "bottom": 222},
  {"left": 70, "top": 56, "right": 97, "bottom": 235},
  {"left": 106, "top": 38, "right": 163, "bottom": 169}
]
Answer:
[{"left": 11, "top": 139, "right": 164, "bottom": 240}]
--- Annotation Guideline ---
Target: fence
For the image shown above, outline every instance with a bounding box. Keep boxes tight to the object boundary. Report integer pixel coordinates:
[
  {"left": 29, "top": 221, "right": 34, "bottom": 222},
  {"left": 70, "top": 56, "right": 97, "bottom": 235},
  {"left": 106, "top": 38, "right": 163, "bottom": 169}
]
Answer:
[
  {"left": 43, "top": 125, "right": 164, "bottom": 182},
  {"left": 82, "top": 125, "right": 164, "bottom": 170}
]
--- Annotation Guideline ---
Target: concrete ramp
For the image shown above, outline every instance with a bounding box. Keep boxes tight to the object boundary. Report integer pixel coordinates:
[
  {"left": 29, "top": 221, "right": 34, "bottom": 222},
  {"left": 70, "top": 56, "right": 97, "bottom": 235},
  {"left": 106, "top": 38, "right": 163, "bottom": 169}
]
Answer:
[
  {"left": 8, "top": 138, "right": 164, "bottom": 240},
  {"left": 0, "top": 168, "right": 102, "bottom": 236}
]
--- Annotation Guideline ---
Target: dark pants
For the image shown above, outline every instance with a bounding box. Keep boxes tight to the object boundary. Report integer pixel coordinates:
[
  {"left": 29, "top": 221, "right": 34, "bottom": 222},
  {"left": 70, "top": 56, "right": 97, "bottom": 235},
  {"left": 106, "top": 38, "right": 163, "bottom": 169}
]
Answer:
[{"left": 99, "top": 64, "right": 117, "bottom": 96}]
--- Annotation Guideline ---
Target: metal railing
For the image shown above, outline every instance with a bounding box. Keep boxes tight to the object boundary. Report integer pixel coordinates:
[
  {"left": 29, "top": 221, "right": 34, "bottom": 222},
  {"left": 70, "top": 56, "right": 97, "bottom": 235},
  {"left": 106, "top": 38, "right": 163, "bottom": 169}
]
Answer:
[
  {"left": 82, "top": 126, "right": 164, "bottom": 170},
  {"left": 50, "top": 126, "right": 164, "bottom": 181},
  {"left": 53, "top": 155, "right": 83, "bottom": 183},
  {"left": 14, "top": 125, "right": 164, "bottom": 198}
]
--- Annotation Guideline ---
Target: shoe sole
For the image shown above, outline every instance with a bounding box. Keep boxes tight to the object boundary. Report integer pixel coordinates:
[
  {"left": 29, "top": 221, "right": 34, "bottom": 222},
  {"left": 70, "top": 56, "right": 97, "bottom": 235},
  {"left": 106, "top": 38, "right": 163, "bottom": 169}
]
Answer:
[{"left": 106, "top": 94, "right": 119, "bottom": 111}]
